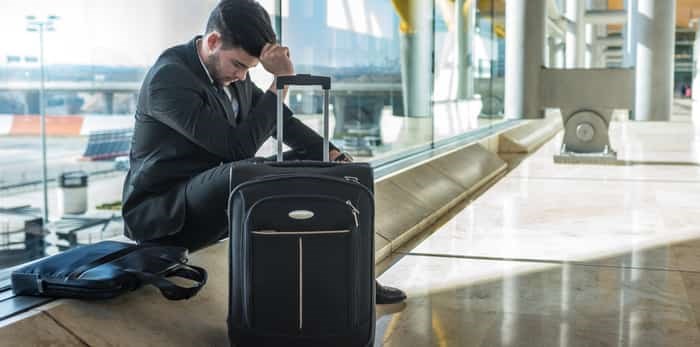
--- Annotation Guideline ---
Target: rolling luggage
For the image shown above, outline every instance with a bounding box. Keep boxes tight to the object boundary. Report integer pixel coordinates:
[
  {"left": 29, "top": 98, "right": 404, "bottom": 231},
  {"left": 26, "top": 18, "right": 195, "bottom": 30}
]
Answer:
[{"left": 227, "top": 75, "right": 376, "bottom": 346}]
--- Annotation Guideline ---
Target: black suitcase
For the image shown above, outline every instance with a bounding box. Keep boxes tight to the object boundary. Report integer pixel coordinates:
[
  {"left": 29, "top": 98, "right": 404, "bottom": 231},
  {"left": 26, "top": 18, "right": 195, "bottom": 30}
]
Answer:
[{"left": 227, "top": 75, "right": 375, "bottom": 347}]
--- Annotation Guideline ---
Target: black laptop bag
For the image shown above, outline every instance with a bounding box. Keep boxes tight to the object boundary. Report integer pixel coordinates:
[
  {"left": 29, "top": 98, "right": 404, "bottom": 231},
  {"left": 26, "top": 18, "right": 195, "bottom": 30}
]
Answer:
[{"left": 12, "top": 240, "right": 207, "bottom": 300}]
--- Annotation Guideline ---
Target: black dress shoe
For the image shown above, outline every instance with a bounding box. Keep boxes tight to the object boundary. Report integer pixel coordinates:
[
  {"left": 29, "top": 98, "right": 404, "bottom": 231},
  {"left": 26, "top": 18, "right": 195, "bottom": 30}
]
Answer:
[{"left": 376, "top": 281, "right": 406, "bottom": 305}]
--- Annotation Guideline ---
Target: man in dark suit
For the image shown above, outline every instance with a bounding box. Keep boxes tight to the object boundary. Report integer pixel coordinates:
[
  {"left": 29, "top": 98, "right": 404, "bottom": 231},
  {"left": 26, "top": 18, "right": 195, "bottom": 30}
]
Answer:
[{"left": 122, "top": 0, "right": 405, "bottom": 304}]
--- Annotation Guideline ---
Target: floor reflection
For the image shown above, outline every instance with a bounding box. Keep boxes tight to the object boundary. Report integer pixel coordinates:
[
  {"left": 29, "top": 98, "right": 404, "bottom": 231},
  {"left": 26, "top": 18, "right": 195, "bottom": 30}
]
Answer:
[
  {"left": 377, "top": 244, "right": 700, "bottom": 347},
  {"left": 376, "top": 115, "right": 700, "bottom": 346}
]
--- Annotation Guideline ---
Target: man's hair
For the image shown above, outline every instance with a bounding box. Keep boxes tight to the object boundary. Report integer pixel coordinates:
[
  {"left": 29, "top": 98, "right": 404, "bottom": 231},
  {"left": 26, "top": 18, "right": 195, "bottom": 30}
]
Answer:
[{"left": 205, "top": 0, "right": 276, "bottom": 57}]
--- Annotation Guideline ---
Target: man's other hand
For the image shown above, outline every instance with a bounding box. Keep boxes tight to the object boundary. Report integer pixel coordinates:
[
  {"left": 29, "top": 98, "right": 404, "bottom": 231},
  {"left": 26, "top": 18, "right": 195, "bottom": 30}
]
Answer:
[
  {"left": 260, "top": 43, "right": 294, "bottom": 77},
  {"left": 330, "top": 149, "right": 353, "bottom": 162}
]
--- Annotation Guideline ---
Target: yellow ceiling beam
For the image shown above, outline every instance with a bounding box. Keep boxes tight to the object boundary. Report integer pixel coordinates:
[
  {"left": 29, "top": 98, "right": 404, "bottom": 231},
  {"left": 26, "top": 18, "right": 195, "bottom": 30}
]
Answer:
[{"left": 392, "top": 0, "right": 505, "bottom": 37}]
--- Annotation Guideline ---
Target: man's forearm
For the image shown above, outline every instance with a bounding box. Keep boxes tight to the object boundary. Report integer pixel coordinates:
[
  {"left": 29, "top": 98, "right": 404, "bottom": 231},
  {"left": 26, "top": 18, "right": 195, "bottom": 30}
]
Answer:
[{"left": 260, "top": 42, "right": 294, "bottom": 100}]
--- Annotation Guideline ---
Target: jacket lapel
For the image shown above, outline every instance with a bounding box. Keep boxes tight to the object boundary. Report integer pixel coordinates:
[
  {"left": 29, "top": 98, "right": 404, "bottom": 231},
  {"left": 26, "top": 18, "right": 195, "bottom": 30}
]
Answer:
[
  {"left": 215, "top": 86, "right": 236, "bottom": 125},
  {"left": 231, "top": 80, "right": 247, "bottom": 125}
]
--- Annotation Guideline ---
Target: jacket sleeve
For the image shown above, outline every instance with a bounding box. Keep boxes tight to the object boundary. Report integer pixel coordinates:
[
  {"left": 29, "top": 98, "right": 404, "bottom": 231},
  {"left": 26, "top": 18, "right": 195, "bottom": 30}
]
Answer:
[
  {"left": 248, "top": 82, "right": 339, "bottom": 160},
  {"left": 147, "top": 63, "right": 276, "bottom": 161}
]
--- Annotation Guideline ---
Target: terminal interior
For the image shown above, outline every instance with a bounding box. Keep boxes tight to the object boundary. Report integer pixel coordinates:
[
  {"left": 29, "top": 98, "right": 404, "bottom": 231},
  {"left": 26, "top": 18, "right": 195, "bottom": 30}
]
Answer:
[{"left": 2, "top": 0, "right": 700, "bottom": 346}]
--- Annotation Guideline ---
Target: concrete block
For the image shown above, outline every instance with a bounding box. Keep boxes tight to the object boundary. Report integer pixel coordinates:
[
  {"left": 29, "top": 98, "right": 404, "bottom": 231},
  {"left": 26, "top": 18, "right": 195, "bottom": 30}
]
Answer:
[
  {"left": 390, "top": 164, "right": 465, "bottom": 210},
  {"left": 0, "top": 310, "right": 86, "bottom": 346},
  {"left": 375, "top": 233, "right": 391, "bottom": 263},
  {"left": 499, "top": 117, "right": 562, "bottom": 153},
  {"left": 377, "top": 143, "right": 507, "bottom": 254},
  {"left": 374, "top": 180, "right": 432, "bottom": 243},
  {"left": 540, "top": 68, "right": 635, "bottom": 110},
  {"left": 429, "top": 144, "right": 507, "bottom": 190}
]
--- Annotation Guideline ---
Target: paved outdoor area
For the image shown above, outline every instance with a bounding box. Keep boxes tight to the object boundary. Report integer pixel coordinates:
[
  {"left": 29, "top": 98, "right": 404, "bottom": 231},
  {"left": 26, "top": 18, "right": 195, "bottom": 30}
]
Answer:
[{"left": 0, "top": 136, "right": 115, "bottom": 189}]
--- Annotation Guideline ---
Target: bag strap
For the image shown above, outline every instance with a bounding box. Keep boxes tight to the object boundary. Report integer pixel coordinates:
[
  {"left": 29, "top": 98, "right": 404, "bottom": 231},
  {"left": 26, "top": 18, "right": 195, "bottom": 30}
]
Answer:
[{"left": 124, "top": 263, "right": 208, "bottom": 300}]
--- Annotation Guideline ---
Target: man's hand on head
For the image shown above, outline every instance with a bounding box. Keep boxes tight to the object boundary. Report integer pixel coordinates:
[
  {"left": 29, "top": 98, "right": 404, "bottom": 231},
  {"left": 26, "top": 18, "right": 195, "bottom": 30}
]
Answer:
[{"left": 261, "top": 43, "right": 294, "bottom": 77}]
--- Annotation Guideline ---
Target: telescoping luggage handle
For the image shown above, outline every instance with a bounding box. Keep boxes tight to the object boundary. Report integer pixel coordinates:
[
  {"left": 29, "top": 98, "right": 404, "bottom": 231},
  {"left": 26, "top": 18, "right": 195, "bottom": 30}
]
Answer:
[{"left": 276, "top": 74, "right": 332, "bottom": 163}]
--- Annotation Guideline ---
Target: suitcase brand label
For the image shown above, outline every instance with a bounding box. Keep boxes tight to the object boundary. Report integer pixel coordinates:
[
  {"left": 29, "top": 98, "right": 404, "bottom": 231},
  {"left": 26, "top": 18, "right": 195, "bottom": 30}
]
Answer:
[{"left": 288, "top": 210, "right": 314, "bottom": 220}]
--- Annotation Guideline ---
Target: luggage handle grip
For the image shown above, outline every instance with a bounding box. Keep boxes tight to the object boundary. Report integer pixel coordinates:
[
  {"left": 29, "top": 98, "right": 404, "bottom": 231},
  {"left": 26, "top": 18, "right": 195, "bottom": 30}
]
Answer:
[
  {"left": 276, "top": 74, "right": 331, "bottom": 163},
  {"left": 275, "top": 74, "right": 331, "bottom": 90}
]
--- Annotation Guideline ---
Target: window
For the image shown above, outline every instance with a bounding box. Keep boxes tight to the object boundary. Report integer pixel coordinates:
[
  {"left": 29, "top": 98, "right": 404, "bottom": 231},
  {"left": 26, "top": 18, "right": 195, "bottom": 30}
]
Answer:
[
  {"left": 0, "top": 0, "right": 221, "bottom": 275},
  {"left": 0, "top": 0, "right": 506, "bottom": 282}
]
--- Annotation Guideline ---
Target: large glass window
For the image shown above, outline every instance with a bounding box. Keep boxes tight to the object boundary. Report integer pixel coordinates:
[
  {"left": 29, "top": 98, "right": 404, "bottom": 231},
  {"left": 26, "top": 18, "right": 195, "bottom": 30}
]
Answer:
[
  {"left": 0, "top": 0, "right": 506, "bottom": 279},
  {"left": 478, "top": 0, "right": 505, "bottom": 121},
  {"left": 0, "top": 0, "right": 220, "bottom": 273},
  {"left": 263, "top": 0, "right": 423, "bottom": 162},
  {"left": 432, "top": 0, "right": 506, "bottom": 143}
]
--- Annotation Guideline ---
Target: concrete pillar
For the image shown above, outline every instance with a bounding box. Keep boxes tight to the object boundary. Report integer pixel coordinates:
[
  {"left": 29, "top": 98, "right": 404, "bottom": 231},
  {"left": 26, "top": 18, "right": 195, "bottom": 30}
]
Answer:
[
  {"left": 548, "top": 37, "right": 558, "bottom": 68},
  {"left": 564, "top": 0, "right": 585, "bottom": 69},
  {"left": 565, "top": 0, "right": 586, "bottom": 68},
  {"left": 555, "top": 39, "right": 566, "bottom": 68},
  {"left": 623, "top": 0, "right": 637, "bottom": 67},
  {"left": 691, "top": 25, "right": 700, "bottom": 120},
  {"left": 25, "top": 91, "right": 40, "bottom": 114},
  {"left": 565, "top": 0, "right": 576, "bottom": 68},
  {"left": 634, "top": 0, "right": 676, "bottom": 121},
  {"left": 548, "top": 37, "right": 566, "bottom": 68},
  {"left": 394, "top": 0, "right": 434, "bottom": 117},
  {"left": 104, "top": 92, "right": 114, "bottom": 115},
  {"left": 505, "top": 0, "right": 546, "bottom": 119},
  {"left": 455, "top": 0, "right": 475, "bottom": 99},
  {"left": 592, "top": 25, "right": 608, "bottom": 68},
  {"left": 584, "top": 23, "right": 594, "bottom": 67}
]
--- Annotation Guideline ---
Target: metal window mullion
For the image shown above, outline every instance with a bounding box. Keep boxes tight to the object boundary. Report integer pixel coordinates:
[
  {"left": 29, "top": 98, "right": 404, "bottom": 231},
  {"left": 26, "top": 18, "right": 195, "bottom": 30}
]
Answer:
[{"left": 298, "top": 236, "right": 303, "bottom": 331}]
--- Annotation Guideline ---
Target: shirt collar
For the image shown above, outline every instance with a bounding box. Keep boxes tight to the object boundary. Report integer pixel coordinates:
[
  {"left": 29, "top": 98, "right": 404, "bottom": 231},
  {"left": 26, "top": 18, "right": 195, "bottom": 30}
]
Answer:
[{"left": 195, "top": 38, "right": 215, "bottom": 85}]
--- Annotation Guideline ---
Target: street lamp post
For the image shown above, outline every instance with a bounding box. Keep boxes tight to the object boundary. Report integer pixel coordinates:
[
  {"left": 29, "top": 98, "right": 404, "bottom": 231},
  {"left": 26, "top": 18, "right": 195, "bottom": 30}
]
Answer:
[{"left": 26, "top": 15, "right": 59, "bottom": 224}]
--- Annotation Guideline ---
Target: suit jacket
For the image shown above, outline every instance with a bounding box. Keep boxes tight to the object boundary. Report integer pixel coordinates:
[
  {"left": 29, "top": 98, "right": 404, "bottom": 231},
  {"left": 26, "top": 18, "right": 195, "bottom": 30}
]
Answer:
[{"left": 122, "top": 36, "right": 332, "bottom": 241}]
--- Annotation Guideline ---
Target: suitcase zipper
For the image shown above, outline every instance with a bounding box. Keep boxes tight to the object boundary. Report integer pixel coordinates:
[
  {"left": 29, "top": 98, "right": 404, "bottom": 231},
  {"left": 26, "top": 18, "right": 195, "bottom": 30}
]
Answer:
[
  {"left": 229, "top": 163, "right": 233, "bottom": 193},
  {"left": 244, "top": 195, "right": 360, "bottom": 233},
  {"left": 346, "top": 201, "right": 359, "bottom": 328},
  {"left": 344, "top": 176, "right": 360, "bottom": 184},
  {"left": 299, "top": 236, "right": 303, "bottom": 331},
  {"left": 230, "top": 174, "right": 374, "bottom": 203},
  {"left": 345, "top": 199, "right": 360, "bottom": 327},
  {"left": 252, "top": 229, "right": 350, "bottom": 235},
  {"left": 346, "top": 200, "right": 360, "bottom": 227}
]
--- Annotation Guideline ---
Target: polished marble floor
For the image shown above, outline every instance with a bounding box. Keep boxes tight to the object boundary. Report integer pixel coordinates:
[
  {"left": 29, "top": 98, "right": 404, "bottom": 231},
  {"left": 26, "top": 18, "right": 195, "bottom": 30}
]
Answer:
[{"left": 375, "top": 117, "right": 700, "bottom": 346}]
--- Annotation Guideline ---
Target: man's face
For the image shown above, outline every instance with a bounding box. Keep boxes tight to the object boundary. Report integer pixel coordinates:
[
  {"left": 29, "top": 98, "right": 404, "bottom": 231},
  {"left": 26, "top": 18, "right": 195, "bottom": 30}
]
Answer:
[{"left": 204, "top": 33, "right": 259, "bottom": 86}]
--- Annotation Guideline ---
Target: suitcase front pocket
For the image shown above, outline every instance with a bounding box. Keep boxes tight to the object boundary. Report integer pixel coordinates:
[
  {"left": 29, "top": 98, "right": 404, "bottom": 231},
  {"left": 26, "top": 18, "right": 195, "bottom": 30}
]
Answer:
[
  {"left": 247, "top": 196, "right": 358, "bottom": 335},
  {"left": 300, "top": 232, "right": 353, "bottom": 335},
  {"left": 250, "top": 230, "right": 353, "bottom": 335},
  {"left": 249, "top": 233, "right": 300, "bottom": 334}
]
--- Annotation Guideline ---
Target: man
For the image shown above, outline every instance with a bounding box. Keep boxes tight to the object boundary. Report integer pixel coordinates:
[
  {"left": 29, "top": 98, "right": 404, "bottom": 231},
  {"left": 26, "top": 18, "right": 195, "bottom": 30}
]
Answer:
[{"left": 122, "top": 0, "right": 405, "bottom": 304}]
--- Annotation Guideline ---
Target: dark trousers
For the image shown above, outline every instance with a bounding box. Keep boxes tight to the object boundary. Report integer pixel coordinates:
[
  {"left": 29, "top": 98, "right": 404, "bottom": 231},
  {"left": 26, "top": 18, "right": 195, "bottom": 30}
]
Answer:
[{"left": 150, "top": 151, "right": 312, "bottom": 252}]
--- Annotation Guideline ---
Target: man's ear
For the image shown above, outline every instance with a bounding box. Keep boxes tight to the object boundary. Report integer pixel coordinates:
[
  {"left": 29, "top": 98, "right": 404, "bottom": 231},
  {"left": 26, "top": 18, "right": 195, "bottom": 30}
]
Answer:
[{"left": 206, "top": 31, "right": 222, "bottom": 53}]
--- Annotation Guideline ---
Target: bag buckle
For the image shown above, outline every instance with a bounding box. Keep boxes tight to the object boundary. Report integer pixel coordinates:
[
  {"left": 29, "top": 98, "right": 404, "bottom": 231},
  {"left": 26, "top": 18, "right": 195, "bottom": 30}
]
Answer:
[{"left": 36, "top": 278, "right": 45, "bottom": 294}]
